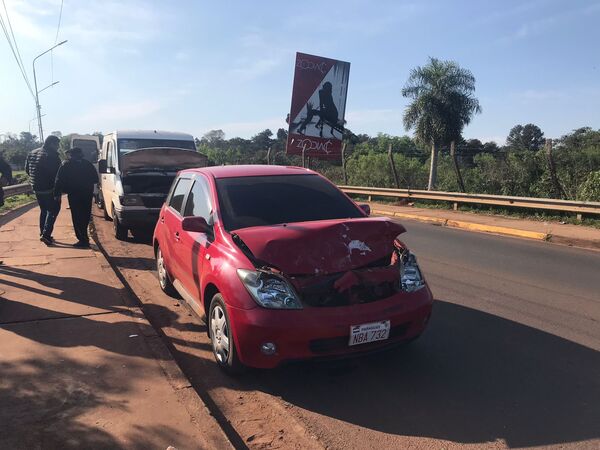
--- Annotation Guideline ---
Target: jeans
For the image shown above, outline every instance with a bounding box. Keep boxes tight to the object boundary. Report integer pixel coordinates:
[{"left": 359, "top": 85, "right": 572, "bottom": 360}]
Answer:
[{"left": 35, "top": 192, "right": 61, "bottom": 238}]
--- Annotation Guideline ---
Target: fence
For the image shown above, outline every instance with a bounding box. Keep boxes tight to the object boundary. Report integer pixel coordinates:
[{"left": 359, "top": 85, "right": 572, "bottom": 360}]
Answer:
[
  {"left": 339, "top": 186, "right": 600, "bottom": 218},
  {"left": 3, "top": 183, "right": 32, "bottom": 198}
]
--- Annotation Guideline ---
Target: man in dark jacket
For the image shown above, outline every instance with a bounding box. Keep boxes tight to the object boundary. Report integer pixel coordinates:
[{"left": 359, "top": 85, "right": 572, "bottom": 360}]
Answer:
[
  {"left": 25, "top": 135, "right": 61, "bottom": 244},
  {"left": 54, "top": 147, "right": 98, "bottom": 248},
  {"left": 0, "top": 153, "right": 13, "bottom": 207}
]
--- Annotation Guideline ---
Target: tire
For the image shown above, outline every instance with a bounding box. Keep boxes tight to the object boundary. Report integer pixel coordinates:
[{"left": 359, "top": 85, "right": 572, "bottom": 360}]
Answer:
[
  {"left": 156, "top": 245, "right": 177, "bottom": 297},
  {"left": 208, "top": 294, "right": 244, "bottom": 374},
  {"left": 113, "top": 208, "right": 128, "bottom": 240},
  {"left": 103, "top": 199, "right": 111, "bottom": 220}
]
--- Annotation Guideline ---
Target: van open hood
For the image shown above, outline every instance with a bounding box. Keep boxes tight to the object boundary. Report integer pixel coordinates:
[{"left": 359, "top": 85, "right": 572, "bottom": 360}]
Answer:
[
  {"left": 232, "top": 217, "right": 406, "bottom": 275},
  {"left": 120, "top": 147, "right": 206, "bottom": 173}
]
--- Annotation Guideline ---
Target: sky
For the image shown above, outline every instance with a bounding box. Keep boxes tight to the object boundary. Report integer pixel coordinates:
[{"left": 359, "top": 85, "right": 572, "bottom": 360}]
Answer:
[{"left": 1, "top": 0, "right": 599, "bottom": 145}]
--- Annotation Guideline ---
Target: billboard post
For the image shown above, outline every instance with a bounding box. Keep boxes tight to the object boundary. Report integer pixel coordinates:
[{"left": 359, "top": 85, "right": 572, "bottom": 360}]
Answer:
[{"left": 287, "top": 52, "right": 350, "bottom": 160}]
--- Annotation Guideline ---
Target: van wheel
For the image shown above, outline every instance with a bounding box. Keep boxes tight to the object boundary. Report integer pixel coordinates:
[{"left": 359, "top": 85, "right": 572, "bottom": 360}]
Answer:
[
  {"left": 208, "top": 294, "right": 245, "bottom": 375},
  {"left": 156, "top": 245, "right": 177, "bottom": 297},
  {"left": 103, "top": 204, "right": 111, "bottom": 220},
  {"left": 113, "top": 209, "right": 128, "bottom": 240}
]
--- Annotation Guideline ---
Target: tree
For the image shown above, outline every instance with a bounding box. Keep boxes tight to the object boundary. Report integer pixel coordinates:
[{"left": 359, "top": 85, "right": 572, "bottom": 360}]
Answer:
[
  {"left": 402, "top": 57, "right": 481, "bottom": 190},
  {"left": 506, "top": 124, "right": 544, "bottom": 151},
  {"left": 202, "top": 129, "right": 225, "bottom": 144}
]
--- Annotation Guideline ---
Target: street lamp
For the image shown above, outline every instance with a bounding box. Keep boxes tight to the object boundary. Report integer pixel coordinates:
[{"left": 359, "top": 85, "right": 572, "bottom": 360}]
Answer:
[{"left": 33, "top": 39, "right": 67, "bottom": 142}]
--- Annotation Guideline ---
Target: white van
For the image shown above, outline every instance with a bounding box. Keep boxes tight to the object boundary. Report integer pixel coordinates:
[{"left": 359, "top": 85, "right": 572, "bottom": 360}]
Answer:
[
  {"left": 70, "top": 134, "right": 100, "bottom": 163},
  {"left": 98, "top": 130, "right": 207, "bottom": 240}
]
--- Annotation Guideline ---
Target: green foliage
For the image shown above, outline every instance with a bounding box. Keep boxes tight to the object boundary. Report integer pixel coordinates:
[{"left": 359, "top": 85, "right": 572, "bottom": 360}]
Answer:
[
  {"left": 578, "top": 171, "right": 600, "bottom": 201},
  {"left": 402, "top": 57, "right": 481, "bottom": 146},
  {"left": 507, "top": 124, "right": 545, "bottom": 151},
  {"left": 0, "top": 132, "right": 39, "bottom": 168}
]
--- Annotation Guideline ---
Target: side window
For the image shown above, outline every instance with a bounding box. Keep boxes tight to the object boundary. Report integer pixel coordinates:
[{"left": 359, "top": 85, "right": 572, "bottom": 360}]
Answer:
[
  {"left": 168, "top": 178, "right": 192, "bottom": 215},
  {"left": 107, "top": 141, "right": 114, "bottom": 168},
  {"left": 183, "top": 177, "right": 212, "bottom": 220}
]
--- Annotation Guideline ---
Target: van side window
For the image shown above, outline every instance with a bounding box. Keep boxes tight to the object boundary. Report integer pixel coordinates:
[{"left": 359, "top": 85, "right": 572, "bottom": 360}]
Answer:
[
  {"left": 169, "top": 178, "right": 192, "bottom": 214},
  {"left": 107, "top": 141, "right": 114, "bottom": 168},
  {"left": 184, "top": 178, "right": 211, "bottom": 221}
]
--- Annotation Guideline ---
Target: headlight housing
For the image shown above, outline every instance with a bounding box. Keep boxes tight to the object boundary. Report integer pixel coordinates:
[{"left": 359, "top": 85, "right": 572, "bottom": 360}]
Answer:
[
  {"left": 119, "top": 194, "right": 143, "bottom": 206},
  {"left": 400, "top": 251, "right": 425, "bottom": 292},
  {"left": 237, "top": 269, "right": 303, "bottom": 309}
]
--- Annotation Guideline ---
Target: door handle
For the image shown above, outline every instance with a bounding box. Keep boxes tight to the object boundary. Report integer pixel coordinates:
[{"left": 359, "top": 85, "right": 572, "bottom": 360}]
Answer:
[
  {"left": 174, "top": 231, "right": 180, "bottom": 241},
  {"left": 160, "top": 216, "right": 165, "bottom": 224}
]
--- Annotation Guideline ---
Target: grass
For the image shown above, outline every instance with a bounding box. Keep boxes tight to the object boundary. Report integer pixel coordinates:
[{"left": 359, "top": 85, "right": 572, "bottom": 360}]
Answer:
[
  {"left": 0, "top": 193, "right": 35, "bottom": 214},
  {"left": 348, "top": 195, "right": 600, "bottom": 229}
]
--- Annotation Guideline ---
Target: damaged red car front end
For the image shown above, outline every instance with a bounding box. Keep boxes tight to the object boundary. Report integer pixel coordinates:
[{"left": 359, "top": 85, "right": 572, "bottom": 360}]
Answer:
[
  {"left": 230, "top": 218, "right": 433, "bottom": 368},
  {"left": 153, "top": 165, "right": 433, "bottom": 371}
]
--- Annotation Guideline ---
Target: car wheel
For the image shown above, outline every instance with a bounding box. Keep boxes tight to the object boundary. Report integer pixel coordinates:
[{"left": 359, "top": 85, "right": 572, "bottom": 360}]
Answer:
[
  {"left": 103, "top": 200, "right": 111, "bottom": 220},
  {"left": 209, "top": 294, "right": 244, "bottom": 374},
  {"left": 113, "top": 208, "right": 128, "bottom": 240},
  {"left": 156, "top": 245, "right": 177, "bottom": 297}
]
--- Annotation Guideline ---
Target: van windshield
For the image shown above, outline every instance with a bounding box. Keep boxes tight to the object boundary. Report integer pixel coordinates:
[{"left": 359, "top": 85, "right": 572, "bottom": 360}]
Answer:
[
  {"left": 215, "top": 174, "right": 363, "bottom": 231},
  {"left": 118, "top": 139, "right": 195, "bottom": 155}
]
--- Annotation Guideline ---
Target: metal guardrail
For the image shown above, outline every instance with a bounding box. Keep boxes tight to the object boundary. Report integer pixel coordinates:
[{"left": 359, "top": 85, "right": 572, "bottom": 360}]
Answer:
[
  {"left": 3, "top": 183, "right": 33, "bottom": 197},
  {"left": 339, "top": 186, "right": 600, "bottom": 216}
]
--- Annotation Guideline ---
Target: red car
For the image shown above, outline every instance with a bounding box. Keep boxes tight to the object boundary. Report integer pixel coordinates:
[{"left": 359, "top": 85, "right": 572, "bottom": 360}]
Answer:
[{"left": 153, "top": 165, "right": 433, "bottom": 372}]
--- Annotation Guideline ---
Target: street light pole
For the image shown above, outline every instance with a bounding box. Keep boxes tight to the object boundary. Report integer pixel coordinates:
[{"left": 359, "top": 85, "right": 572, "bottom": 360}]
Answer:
[{"left": 33, "top": 39, "right": 67, "bottom": 142}]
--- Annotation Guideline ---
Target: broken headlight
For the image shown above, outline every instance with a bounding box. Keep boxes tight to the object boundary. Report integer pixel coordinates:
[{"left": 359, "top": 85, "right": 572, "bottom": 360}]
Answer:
[
  {"left": 237, "top": 269, "right": 303, "bottom": 309},
  {"left": 400, "top": 251, "right": 425, "bottom": 292}
]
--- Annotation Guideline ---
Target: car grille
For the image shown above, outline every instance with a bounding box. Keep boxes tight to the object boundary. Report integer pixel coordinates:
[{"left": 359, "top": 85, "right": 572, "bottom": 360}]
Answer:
[
  {"left": 295, "top": 269, "right": 400, "bottom": 307},
  {"left": 309, "top": 322, "right": 411, "bottom": 354},
  {"left": 141, "top": 196, "right": 166, "bottom": 208}
]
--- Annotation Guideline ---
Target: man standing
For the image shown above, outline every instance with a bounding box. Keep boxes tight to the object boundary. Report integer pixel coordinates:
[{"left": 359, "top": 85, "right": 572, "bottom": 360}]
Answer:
[
  {"left": 54, "top": 147, "right": 98, "bottom": 248},
  {"left": 0, "top": 152, "right": 13, "bottom": 207},
  {"left": 25, "top": 135, "right": 61, "bottom": 245}
]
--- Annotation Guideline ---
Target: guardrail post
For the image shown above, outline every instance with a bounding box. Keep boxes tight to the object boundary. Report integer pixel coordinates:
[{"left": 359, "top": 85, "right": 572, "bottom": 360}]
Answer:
[
  {"left": 453, "top": 202, "right": 458, "bottom": 211},
  {"left": 577, "top": 213, "right": 583, "bottom": 221}
]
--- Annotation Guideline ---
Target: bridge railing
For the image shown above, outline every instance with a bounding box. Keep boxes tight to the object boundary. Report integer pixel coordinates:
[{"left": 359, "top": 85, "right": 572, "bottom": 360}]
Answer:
[
  {"left": 3, "top": 183, "right": 33, "bottom": 198},
  {"left": 339, "top": 185, "right": 600, "bottom": 218}
]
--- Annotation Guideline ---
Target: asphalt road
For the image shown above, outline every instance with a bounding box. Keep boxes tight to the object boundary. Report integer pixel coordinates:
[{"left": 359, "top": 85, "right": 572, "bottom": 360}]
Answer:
[{"left": 93, "top": 211, "right": 600, "bottom": 450}]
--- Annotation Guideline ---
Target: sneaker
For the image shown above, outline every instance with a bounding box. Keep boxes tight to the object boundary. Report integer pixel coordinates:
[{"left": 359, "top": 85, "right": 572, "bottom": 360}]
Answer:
[
  {"left": 73, "top": 241, "right": 91, "bottom": 248},
  {"left": 39, "top": 235, "right": 55, "bottom": 243},
  {"left": 40, "top": 235, "right": 53, "bottom": 246}
]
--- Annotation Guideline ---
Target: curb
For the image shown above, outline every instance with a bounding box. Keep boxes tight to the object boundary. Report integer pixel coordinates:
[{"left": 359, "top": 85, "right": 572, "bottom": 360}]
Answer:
[{"left": 372, "top": 209, "right": 550, "bottom": 241}]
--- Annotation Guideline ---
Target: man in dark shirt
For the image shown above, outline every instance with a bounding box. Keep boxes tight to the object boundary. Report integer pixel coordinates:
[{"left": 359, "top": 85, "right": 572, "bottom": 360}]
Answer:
[
  {"left": 25, "top": 135, "right": 62, "bottom": 244},
  {"left": 54, "top": 147, "right": 98, "bottom": 248},
  {"left": 0, "top": 153, "right": 13, "bottom": 207}
]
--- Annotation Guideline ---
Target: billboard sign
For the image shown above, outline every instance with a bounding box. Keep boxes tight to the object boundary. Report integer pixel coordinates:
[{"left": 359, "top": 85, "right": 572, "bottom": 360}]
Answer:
[{"left": 287, "top": 52, "right": 350, "bottom": 160}]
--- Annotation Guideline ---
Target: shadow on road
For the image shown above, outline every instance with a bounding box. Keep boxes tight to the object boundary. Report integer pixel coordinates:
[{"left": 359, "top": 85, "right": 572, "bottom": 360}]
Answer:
[{"left": 247, "top": 300, "right": 599, "bottom": 448}]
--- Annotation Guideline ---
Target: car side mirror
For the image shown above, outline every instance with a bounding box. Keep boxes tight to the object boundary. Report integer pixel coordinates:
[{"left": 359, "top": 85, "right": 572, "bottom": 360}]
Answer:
[
  {"left": 182, "top": 216, "right": 211, "bottom": 233},
  {"left": 98, "top": 159, "right": 107, "bottom": 173},
  {"left": 359, "top": 204, "right": 371, "bottom": 216}
]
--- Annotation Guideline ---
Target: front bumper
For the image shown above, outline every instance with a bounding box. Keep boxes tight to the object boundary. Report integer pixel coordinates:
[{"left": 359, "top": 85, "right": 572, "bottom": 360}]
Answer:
[
  {"left": 114, "top": 206, "right": 160, "bottom": 229},
  {"left": 227, "top": 286, "right": 434, "bottom": 369}
]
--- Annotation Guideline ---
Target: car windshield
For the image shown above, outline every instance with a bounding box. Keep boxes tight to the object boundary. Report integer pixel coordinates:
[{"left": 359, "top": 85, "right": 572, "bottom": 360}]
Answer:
[
  {"left": 118, "top": 138, "right": 195, "bottom": 155},
  {"left": 215, "top": 174, "right": 363, "bottom": 231}
]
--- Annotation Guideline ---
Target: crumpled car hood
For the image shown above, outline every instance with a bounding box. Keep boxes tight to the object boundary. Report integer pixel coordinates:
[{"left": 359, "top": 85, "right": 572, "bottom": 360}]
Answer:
[
  {"left": 232, "top": 217, "right": 406, "bottom": 275},
  {"left": 120, "top": 147, "right": 206, "bottom": 173}
]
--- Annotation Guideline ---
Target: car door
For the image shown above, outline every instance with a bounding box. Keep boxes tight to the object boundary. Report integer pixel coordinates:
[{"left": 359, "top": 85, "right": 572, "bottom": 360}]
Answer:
[
  {"left": 101, "top": 140, "right": 117, "bottom": 217},
  {"left": 176, "top": 175, "right": 213, "bottom": 301},
  {"left": 162, "top": 176, "right": 193, "bottom": 284}
]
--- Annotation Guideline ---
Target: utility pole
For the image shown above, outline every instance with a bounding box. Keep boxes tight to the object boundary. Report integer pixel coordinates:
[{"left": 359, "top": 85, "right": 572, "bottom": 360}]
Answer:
[
  {"left": 341, "top": 142, "right": 348, "bottom": 185},
  {"left": 388, "top": 143, "right": 400, "bottom": 188},
  {"left": 545, "top": 138, "right": 565, "bottom": 199},
  {"left": 33, "top": 40, "right": 67, "bottom": 141},
  {"left": 450, "top": 141, "right": 466, "bottom": 192}
]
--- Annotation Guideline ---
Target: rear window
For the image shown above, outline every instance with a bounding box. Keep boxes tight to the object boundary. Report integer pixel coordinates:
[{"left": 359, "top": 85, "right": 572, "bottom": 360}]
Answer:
[{"left": 215, "top": 174, "right": 362, "bottom": 231}]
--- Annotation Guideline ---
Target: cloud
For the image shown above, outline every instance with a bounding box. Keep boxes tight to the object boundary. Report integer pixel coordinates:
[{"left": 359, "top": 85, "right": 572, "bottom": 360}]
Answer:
[{"left": 77, "top": 100, "right": 162, "bottom": 123}]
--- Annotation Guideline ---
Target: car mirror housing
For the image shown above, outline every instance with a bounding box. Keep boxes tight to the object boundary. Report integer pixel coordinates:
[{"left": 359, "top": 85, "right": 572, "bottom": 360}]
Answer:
[
  {"left": 182, "top": 216, "right": 211, "bottom": 233},
  {"left": 359, "top": 204, "right": 371, "bottom": 216}
]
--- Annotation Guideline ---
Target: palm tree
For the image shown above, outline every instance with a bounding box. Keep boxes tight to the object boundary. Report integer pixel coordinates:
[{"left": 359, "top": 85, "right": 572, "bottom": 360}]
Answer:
[{"left": 402, "top": 57, "right": 481, "bottom": 190}]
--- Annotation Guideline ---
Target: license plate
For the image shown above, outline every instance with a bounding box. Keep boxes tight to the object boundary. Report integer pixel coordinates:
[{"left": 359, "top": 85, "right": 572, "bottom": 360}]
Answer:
[{"left": 349, "top": 320, "right": 390, "bottom": 346}]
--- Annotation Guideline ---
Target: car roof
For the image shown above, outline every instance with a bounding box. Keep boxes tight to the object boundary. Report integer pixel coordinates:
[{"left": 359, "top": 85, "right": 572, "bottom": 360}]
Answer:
[
  {"left": 110, "top": 130, "right": 194, "bottom": 140},
  {"left": 182, "top": 164, "right": 315, "bottom": 179}
]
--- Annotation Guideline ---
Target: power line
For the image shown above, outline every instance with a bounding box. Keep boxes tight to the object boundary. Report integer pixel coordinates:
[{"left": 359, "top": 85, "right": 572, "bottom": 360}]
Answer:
[
  {"left": 0, "top": 10, "right": 35, "bottom": 99},
  {"left": 51, "top": 0, "right": 64, "bottom": 82},
  {"left": 1, "top": 0, "right": 30, "bottom": 91}
]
